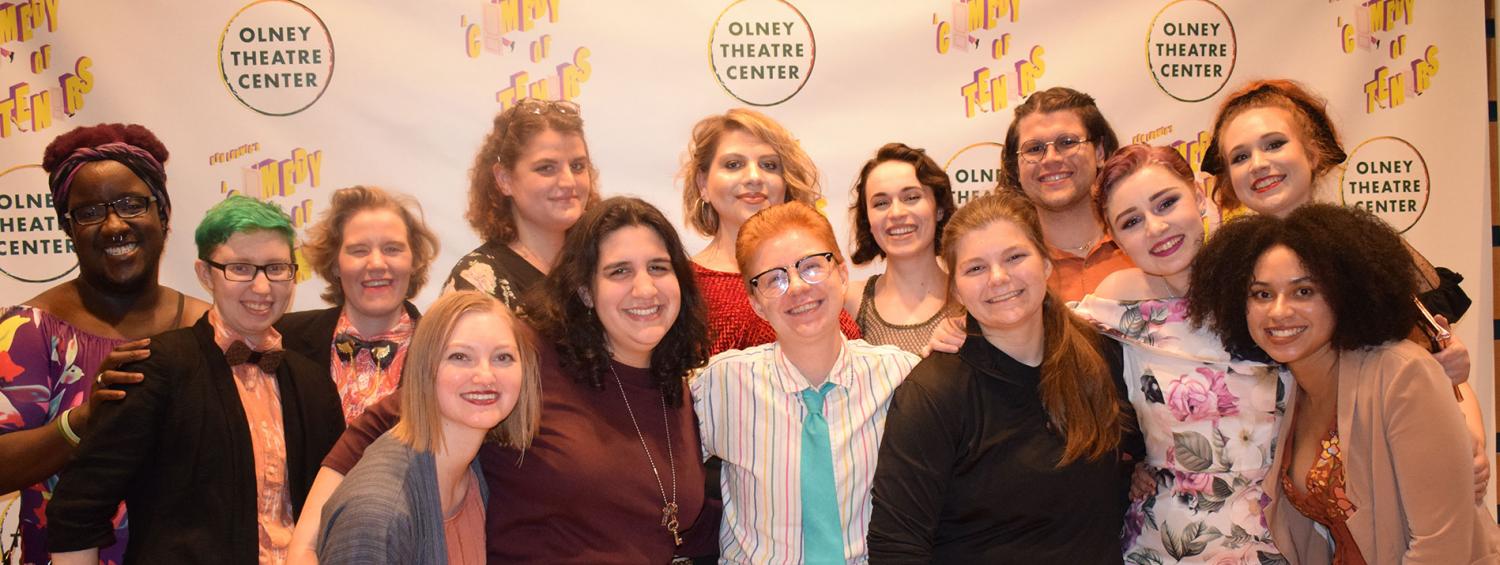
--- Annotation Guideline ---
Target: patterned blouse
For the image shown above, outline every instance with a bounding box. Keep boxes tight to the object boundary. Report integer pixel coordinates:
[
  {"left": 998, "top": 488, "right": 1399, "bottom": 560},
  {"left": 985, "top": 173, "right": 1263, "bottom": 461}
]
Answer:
[
  {"left": 329, "top": 310, "right": 413, "bottom": 423},
  {"left": 443, "top": 239, "right": 545, "bottom": 314},
  {"left": 1280, "top": 423, "right": 1366, "bottom": 565},
  {"left": 0, "top": 306, "right": 128, "bottom": 565}
]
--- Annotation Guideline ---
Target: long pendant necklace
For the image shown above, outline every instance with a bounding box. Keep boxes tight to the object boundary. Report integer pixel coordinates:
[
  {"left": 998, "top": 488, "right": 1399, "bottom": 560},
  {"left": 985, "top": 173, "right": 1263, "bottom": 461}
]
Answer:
[{"left": 610, "top": 364, "right": 682, "bottom": 546}]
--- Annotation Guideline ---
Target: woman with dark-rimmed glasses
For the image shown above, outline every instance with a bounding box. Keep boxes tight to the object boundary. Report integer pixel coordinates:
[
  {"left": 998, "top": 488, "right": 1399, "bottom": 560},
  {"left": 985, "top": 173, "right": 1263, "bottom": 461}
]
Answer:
[{"left": 0, "top": 123, "right": 210, "bottom": 565}]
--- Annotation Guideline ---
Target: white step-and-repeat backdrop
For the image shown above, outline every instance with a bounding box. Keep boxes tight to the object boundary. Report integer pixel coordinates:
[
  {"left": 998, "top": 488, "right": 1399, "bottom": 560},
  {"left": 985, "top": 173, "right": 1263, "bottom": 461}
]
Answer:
[{"left": 0, "top": 0, "right": 1492, "bottom": 557}]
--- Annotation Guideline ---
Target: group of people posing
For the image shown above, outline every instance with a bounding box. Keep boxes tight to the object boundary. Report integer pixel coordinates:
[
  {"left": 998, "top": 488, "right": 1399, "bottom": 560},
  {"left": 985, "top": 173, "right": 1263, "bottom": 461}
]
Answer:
[{"left": 1, "top": 77, "right": 1496, "bottom": 565}]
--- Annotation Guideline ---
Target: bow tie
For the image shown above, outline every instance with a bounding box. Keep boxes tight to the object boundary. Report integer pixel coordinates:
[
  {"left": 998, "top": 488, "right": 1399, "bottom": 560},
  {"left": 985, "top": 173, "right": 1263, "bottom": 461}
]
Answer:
[
  {"left": 224, "top": 340, "right": 284, "bottom": 373},
  {"left": 334, "top": 333, "right": 398, "bottom": 370}
]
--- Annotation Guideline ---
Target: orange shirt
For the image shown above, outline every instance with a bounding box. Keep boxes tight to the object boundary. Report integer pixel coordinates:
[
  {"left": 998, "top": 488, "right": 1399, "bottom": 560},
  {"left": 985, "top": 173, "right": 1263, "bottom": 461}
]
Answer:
[
  {"left": 1046, "top": 234, "right": 1135, "bottom": 303},
  {"left": 208, "top": 308, "right": 294, "bottom": 565}
]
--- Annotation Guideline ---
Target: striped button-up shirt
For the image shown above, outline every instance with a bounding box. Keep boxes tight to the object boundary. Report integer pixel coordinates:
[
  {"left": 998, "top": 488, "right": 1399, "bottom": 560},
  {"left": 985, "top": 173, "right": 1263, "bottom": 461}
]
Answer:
[{"left": 691, "top": 339, "right": 919, "bottom": 564}]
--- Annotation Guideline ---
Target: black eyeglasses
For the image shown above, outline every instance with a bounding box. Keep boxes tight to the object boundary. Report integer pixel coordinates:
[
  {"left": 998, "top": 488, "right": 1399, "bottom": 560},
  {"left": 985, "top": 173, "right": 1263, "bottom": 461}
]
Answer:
[
  {"left": 65, "top": 195, "right": 157, "bottom": 226},
  {"left": 514, "top": 98, "right": 580, "bottom": 116},
  {"left": 748, "top": 252, "right": 836, "bottom": 298},
  {"left": 203, "top": 259, "right": 297, "bottom": 282},
  {"left": 1015, "top": 135, "right": 1092, "bottom": 164}
]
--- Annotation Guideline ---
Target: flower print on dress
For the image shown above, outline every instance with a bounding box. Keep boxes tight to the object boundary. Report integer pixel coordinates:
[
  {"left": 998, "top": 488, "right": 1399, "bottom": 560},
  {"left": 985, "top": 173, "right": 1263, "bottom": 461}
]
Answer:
[{"left": 1166, "top": 367, "right": 1240, "bottom": 423}]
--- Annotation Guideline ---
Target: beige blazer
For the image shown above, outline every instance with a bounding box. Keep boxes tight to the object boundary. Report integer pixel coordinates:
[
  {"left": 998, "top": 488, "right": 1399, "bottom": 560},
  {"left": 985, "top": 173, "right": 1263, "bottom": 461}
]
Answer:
[{"left": 1267, "top": 340, "right": 1500, "bottom": 564}]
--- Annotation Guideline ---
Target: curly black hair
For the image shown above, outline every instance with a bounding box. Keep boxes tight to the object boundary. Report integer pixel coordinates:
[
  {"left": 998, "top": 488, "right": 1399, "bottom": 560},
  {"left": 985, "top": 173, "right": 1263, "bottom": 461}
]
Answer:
[
  {"left": 847, "top": 142, "right": 958, "bottom": 265},
  {"left": 525, "top": 196, "right": 710, "bottom": 406},
  {"left": 1188, "top": 204, "right": 1419, "bottom": 363}
]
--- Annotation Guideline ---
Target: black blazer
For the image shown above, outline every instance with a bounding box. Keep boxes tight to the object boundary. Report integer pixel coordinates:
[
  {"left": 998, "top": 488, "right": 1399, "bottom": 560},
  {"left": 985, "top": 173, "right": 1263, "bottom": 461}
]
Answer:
[
  {"left": 275, "top": 302, "right": 423, "bottom": 369},
  {"left": 46, "top": 314, "right": 345, "bottom": 564}
]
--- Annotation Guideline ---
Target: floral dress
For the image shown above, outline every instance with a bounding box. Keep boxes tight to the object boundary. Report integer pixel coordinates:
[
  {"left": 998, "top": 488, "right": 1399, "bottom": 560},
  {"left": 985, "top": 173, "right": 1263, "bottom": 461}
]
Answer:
[
  {"left": 1074, "top": 296, "right": 1289, "bottom": 565},
  {"left": 0, "top": 306, "right": 127, "bottom": 565}
]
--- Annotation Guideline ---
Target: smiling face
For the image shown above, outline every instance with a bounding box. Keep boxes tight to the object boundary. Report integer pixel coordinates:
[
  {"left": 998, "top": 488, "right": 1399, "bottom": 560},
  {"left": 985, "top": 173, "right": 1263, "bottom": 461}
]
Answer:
[
  {"left": 747, "top": 228, "right": 847, "bottom": 343},
  {"left": 194, "top": 230, "right": 294, "bottom": 339},
  {"left": 337, "top": 208, "right": 413, "bottom": 325},
  {"left": 65, "top": 160, "right": 166, "bottom": 294},
  {"left": 494, "top": 128, "right": 593, "bottom": 235},
  {"left": 951, "top": 219, "right": 1051, "bottom": 334},
  {"left": 584, "top": 224, "right": 682, "bottom": 368},
  {"left": 1222, "top": 107, "right": 1316, "bottom": 218},
  {"left": 1015, "top": 110, "right": 1106, "bottom": 212},
  {"left": 1103, "top": 164, "right": 1206, "bottom": 283},
  {"left": 864, "top": 160, "right": 940, "bottom": 259},
  {"left": 1246, "top": 245, "right": 1337, "bottom": 373},
  {"left": 699, "top": 128, "right": 788, "bottom": 236},
  {"left": 435, "top": 309, "right": 525, "bottom": 437}
]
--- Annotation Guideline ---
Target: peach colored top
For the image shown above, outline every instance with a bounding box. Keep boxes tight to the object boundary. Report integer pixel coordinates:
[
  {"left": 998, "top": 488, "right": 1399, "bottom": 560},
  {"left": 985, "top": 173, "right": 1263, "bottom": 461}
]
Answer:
[
  {"left": 1280, "top": 422, "right": 1367, "bottom": 565},
  {"left": 209, "top": 307, "right": 294, "bottom": 565},
  {"left": 443, "top": 471, "right": 487, "bottom": 565}
]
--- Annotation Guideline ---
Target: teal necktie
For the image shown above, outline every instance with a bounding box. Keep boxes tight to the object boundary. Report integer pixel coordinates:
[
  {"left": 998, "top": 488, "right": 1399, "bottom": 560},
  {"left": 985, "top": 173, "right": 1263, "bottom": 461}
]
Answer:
[{"left": 800, "top": 382, "right": 845, "bottom": 564}]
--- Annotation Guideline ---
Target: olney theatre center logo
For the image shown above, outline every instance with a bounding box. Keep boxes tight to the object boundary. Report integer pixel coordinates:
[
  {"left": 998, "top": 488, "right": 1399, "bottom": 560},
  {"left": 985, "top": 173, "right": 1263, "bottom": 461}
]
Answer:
[
  {"left": 709, "top": 0, "right": 815, "bottom": 106},
  {"left": 1338, "top": 136, "right": 1430, "bottom": 233},
  {"left": 0, "top": 164, "right": 76, "bottom": 283},
  {"left": 218, "top": 0, "right": 335, "bottom": 116},
  {"left": 944, "top": 142, "right": 1005, "bottom": 206},
  {"left": 1147, "top": 0, "right": 1236, "bottom": 103}
]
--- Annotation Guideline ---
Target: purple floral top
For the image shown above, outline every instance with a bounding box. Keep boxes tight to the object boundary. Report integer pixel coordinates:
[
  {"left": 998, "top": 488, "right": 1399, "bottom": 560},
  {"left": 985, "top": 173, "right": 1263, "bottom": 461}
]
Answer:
[{"left": 0, "top": 306, "right": 127, "bottom": 565}]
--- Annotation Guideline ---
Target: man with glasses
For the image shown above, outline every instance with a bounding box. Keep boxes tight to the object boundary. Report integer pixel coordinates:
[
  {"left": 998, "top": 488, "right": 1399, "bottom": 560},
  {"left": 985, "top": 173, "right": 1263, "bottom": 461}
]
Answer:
[
  {"left": 47, "top": 195, "right": 344, "bottom": 565},
  {"left": 1000, "top": 86, "right": 1135, "bottom": 301},
  {"left": 691, "top": 202, "right": 918, "bottom": 564}
]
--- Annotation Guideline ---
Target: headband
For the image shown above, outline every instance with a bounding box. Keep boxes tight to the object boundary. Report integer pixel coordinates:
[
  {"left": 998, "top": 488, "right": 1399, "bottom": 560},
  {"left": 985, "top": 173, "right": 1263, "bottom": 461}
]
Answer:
[{"left": 48, "top": 142, "right": 171, "bottom": 226}]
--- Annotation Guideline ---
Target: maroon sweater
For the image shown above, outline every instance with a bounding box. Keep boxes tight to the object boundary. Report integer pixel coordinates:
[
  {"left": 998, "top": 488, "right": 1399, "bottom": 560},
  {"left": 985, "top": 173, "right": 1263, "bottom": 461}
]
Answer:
[{"left": 323, "top": 344, "right": 717, "bottom": 563}]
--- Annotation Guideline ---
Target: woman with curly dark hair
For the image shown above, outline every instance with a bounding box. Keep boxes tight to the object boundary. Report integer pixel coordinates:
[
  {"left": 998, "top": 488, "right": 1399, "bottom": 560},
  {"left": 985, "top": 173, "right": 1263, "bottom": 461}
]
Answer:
[
  {"left": 311, "top": 197, "right": 717, "bottom": 564},
  {"left": 0, "top": 123, "right": 210, "bottom": 565},
  {"left": 842, "top": 142, "right": 961, "bottom": 355},
  {"left": 1202, "top": 79, "right": 1486, "bottom": 499},
  {"left": 488, "top": 195, "right": 714, "bottom": 562},
  {"left": 1187, "top": 205, "right": 1500, "bottom": 564},
  {"left": 443, "top": 99, "right": 599, "bottom": 312}
]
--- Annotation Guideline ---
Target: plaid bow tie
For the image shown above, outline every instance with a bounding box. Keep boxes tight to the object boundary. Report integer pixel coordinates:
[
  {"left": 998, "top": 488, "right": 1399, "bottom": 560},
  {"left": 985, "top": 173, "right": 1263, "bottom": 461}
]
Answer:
[
  {"left": 224, "top": 340, "right": 284, "bottom": 373},
  {"left": 334, "top": 333, "right": 398, "bottom": 371}
]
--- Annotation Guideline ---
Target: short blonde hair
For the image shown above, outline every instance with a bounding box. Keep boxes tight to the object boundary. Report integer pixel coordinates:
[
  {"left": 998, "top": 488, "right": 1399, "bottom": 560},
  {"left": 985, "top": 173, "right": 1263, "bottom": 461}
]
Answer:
[
  {"left": 679, "top": 108, "right": 821, "bottom": 237},
  {"left": 734, "top": 201, "right": 843, "bottom": 289},
  {"left": 302, "top": 186, "right": 440, "bottom": 305},
  {"left": 393, "top": 291, "right": 541, "bottom": 453}
]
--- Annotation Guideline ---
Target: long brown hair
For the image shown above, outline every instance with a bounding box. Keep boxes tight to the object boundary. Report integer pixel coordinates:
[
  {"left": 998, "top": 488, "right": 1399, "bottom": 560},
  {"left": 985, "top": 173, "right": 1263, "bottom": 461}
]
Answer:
[
  {"left": 939, "top": 191, "right": 1124, "bottom": 465},
  {"left": 466, "top": 100, "right": 601, "bottom": 244}
]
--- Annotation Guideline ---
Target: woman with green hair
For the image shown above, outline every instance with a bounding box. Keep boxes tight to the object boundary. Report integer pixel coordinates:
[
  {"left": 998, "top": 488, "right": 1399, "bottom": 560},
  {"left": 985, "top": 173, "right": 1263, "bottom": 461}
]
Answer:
[{"left": 46, "top": 195, "right": 345, "bottom": 565}]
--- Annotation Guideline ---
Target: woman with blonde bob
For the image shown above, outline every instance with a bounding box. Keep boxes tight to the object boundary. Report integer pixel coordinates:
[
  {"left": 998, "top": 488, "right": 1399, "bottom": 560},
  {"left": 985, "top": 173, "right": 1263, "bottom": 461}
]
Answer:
[
  {"left": 316, "top": 291, "right": 540, "bottom": 565},
  {"left": 680, "top": 108, "right": 859, "bottom": 354}
]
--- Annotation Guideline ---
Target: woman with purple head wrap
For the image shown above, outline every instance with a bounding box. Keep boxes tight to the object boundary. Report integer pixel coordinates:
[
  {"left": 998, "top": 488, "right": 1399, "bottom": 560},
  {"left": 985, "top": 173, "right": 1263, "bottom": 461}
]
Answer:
[{"left": 0, "top": 123, "right": 209, "bottom": 565}]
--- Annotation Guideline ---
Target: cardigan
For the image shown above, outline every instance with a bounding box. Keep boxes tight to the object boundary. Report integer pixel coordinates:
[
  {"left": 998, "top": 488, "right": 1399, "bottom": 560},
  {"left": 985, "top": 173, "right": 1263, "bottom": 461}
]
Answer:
[
  {"left": 45, "top": 314, "right": 346, "bottom": 564},
  {"left": 867, "top": 316, "right": 1141, "bottom": 564},
  {"left": 316, "top": 431, "right": 488, "bottom": 565},
  {"left": 1267, "top": 340, "right": 1500, "bottom": 565}
]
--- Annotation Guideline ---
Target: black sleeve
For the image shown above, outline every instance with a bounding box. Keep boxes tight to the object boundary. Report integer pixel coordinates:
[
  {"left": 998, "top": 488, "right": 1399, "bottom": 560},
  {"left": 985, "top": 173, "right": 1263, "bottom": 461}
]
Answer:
[
  {"left": 868, "top": 360, "right": 965, "bottom": 564},
  {"left": 1100, "top": 338, "right": 1146, "bottom": 462},
  {"left": 46, "top": 345, "right": 174, "bottom": 551},
  {"left": 1418, "top": 267, "right": 1471, "bottom": 323}
]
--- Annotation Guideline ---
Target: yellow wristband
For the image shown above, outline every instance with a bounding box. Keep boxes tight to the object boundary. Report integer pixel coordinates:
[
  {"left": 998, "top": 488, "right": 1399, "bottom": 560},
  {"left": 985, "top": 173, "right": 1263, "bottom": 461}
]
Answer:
[{"left": 56, "top": 407, "right": 81, "bottom": 447}]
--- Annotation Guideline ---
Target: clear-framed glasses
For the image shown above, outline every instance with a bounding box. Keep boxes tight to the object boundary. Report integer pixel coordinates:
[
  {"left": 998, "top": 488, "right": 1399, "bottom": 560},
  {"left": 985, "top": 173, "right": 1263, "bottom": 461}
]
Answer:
[
  {"left": 1015, "top": 135, "right": 1092, "bottom": 164},
  {"left": 513, "top": 98, "right": 580, "bottom": 116},
  {"left": 203, "top": 259, "right": 297, "bottom": 282},
  {"left": 64, "top": 195, "right": 157, "bottom": 226},
  {"left": 748, "top": 252, "right": 837, "bottom": 298}
]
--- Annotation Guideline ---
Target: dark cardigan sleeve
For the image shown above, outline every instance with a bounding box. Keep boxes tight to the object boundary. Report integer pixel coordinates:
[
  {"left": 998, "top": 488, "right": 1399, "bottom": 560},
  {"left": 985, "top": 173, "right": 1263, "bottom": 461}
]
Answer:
[
  {"left": 46, "top": 341, "right": 176, "bottom": 551},
  {"left": 867, "top": 356, "right": 966, "bottom": 564}
]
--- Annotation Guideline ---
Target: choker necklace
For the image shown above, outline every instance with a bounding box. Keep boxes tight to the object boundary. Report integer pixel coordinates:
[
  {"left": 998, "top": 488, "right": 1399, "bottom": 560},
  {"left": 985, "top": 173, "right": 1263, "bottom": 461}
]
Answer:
[{"left": 609, "top": 363, "right": 681, "bottom": 546}]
